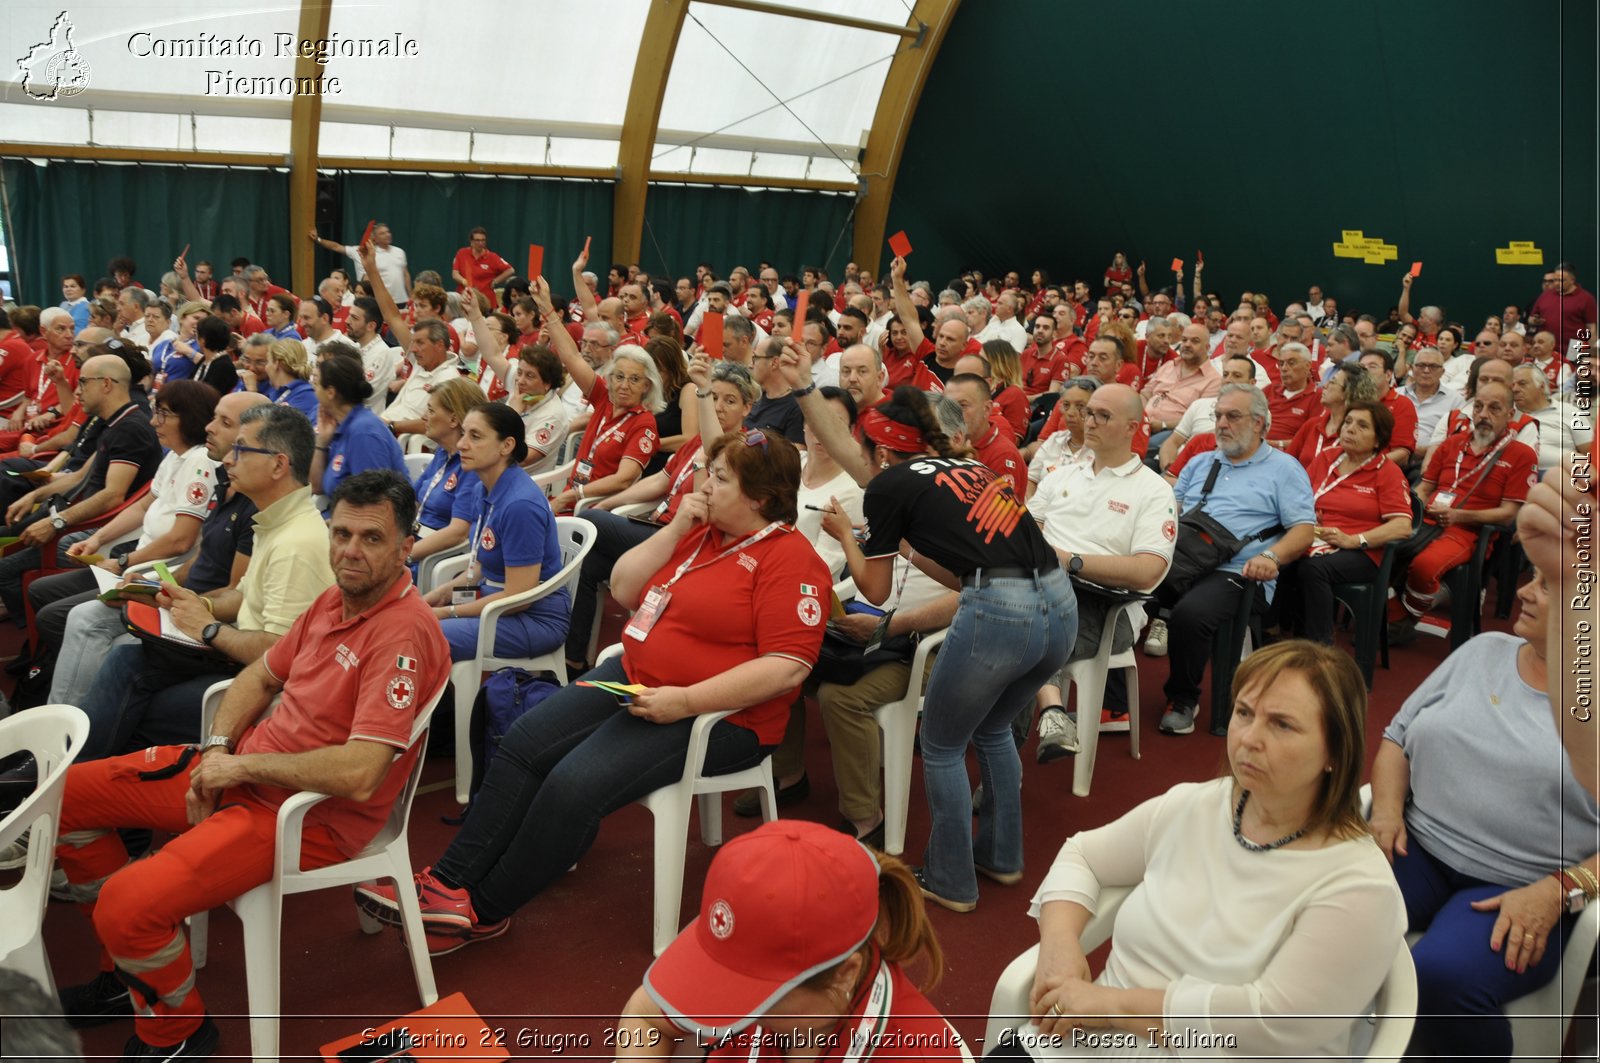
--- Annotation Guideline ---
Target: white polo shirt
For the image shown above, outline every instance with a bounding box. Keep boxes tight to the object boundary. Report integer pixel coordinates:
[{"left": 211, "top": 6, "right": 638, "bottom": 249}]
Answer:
[
  {"left": 354, "top": 334, "right": 402, "bottom": 413},
  {"left": 1174, "top": 395, "right": 1220, "bottom": 440},
  {"left": 1027, "top": 431, "right": 1090, "bottom": 484},
  {"left": 1030, "top": 455, "right": 1178, "bottom": 627},
  {"left": 381, "top": 359, "right": 461, "bottom": 426},
  {"left": 344, "top": 242, "right": 409, "bottom": 306}
]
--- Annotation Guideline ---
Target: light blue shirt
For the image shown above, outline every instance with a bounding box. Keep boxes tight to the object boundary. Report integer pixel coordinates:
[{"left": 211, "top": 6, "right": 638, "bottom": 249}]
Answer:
[
  {"left": 1400, "top": 384, "right": 1455, "bottom": 445},
  {"left": 1172, "top": 442, "right": 1315, "bottom": 601}
]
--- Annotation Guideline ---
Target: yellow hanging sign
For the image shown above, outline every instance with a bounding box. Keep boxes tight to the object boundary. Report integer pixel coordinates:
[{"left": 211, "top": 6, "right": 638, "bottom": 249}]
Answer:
[
  {"left": 1495, "top": 241, "right": 1544, "bottom": 266},
  {"left": 1332, "top": 230, "right": 1398, "bottom": 265}
]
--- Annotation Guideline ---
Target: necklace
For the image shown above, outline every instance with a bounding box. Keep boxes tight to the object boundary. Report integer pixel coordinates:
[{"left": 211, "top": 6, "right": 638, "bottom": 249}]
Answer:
[{"left": 1232, "top": 791, "right": 1307, "bottom": 853}]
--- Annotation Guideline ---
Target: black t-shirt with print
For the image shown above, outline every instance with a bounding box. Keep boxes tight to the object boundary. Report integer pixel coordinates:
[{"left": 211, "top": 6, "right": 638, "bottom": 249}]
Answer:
[{"left": 861, "top": 456, "right": 1054, "bottom": 578}]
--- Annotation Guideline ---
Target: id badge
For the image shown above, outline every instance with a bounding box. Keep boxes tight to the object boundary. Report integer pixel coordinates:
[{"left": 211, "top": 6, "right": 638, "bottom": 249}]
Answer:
[
  {"left": 863, "top": 608, "right": 895, "bottom": 656},
  {"left": 624, "top": 586, "right": 672, "bottom": 641},
  {"left": 451, "top": 588, "right": 477, "bottom": 606},
  {"left": 1434, "top": 490, "right": 1457, "bottom": 509},
  {"left": 574, "top": 460, "right": 594, "bottom": 485}
]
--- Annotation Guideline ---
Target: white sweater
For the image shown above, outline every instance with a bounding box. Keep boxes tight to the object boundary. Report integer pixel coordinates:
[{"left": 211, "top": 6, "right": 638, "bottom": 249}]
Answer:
[{"left": 1022, "top": 778, "right": 1404, "bottom": 1060}]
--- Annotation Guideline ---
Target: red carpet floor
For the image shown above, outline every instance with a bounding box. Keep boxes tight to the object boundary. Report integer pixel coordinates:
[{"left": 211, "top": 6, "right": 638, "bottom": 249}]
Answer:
[{"left": 23, "top": 595, "right": 1513, "bottom": 1060}]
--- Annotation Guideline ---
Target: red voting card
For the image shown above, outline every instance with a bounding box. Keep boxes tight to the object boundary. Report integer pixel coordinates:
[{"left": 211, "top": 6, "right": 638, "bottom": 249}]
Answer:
[
  {"left": 1196, "top": 249, "right": 1204, "bottom": 264},
  {"left": 582, "top": 235, "right": 591, "bottom": 258},
  {"left": 700, "top": 312, "right": 725, "bottom": 358},
  {"left": 527, "top": 244, "right": 544, "bottom": 282},
  {"left": 791, "top": 292, "right": 810, "bottom": 341},
  {"left": 179, "top": 243, "right": 190, "bottom": 262},
  {"left": 888, "top": 231, "right": 913, "bottom": 258},
  {"left": 360, "top": 219, "right": 375, "bottom": 248},
  {"left": 1410, "top": 261, "right": 1423, "bottom": 277},
  {"left": 1170, "top": 257, "right": 1183, "bottom": 272}
]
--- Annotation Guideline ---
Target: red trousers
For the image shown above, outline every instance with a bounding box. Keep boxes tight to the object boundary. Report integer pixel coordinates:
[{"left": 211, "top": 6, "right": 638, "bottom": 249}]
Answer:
[
  {"left": 1397, "top": 524, "right": 1480, "bottom": 617},
  {"left": 56, "top": 746, "right": 343, "bottom": 1046}
]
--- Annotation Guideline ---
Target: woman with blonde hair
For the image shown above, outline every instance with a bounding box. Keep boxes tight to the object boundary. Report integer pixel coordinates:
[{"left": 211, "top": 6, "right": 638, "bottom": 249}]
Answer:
[
  {"left": 1000, "top": 640, "right": 1404, "bottom": 1059},
  {"left": 408, "top": 377, "right": 490, "bottom": 570},
  {"left": 265, "top": 338, "right": 317, "bottom": 420}
]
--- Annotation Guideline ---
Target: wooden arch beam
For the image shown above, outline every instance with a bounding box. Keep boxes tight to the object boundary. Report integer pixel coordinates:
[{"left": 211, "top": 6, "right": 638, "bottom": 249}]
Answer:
[
  {"left": 614, "top": 0, "right": 691, "bottom": 269},
  {"left": 288, "top": 0, "right": 333, "bottom": 295},
  {"left": 852, "top": 0, "right": 960, "bottom": 277}
]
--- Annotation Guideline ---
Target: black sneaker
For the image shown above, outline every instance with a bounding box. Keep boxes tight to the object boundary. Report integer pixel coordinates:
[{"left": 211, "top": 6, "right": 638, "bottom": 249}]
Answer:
[
  {"left": 122, "top": 1015, "right": 220, "bottom": 1061},
  {"left": 60, "top": 970, "right": 133, "bottom": 1028}
]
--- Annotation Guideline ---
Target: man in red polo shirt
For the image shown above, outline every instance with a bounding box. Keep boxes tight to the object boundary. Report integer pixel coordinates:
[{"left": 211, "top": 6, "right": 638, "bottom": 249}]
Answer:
[
  {"left": 1020, "top": 313, "right": 1067, "bottom": 397},
  {"left": 1388, "top": 382, "right": 1537, "bottom": 641},
  {"left": 241, "top": 266, "right": 293, "bottom": 321},
  {"left": 1359, "top": 350, "right": 1419, "bottom": 466},
  {"left": 883, "top": 257, "right": 944, "bottom": 392},
  {"left": 52, "top": 469, "right": 449, "bottom": 1059},
  {"left": 618, "top": 283, "right": 651, "bottom": 341},
  {"left": 1265, "top": 342, "right": 1321, "bottom": 447},
  {"left": 945, "top": 372, "right": 1023, "bottom": 485},
  {"left": 451, "top": 227, "right": 513, "bottom": 304}
]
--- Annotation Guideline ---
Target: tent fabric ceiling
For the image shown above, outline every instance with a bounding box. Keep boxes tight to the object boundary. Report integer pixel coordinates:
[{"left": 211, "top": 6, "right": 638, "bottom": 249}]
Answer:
[{"left": 3, "top": 0, "right": 908, "bottom": 179}]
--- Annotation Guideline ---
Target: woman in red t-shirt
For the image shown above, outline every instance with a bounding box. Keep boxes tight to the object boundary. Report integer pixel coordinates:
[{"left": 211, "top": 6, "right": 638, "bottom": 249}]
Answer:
[
  {"left": 1103, "top": 252, "right": 1133, "bottom": 294},
  {"left": 355, "top": 430, "right": 830, "bottom": 953},
  {"left": 1288, "top": 363, "right": 1381, "bottom": 469},
  {"left": 534, "top": 279, "right": 663, "bottom": 514},
  {"left": 1279, "top": 400, "right": 1414, "bottom": 644}
]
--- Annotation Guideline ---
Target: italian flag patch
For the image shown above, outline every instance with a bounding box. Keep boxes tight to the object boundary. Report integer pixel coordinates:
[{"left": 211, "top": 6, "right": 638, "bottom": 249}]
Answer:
[{"left": 799, "top": 583, "right": 818, "bottom": 596}]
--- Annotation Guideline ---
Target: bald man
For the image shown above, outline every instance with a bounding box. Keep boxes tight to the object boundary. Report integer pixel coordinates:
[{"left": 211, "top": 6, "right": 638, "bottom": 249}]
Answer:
[
  {"left": 0, "top": 354, "right": 162, "bottom": 620},
  {"left": 1027, "top": 383, "right": 1178, "bottom": 756}
]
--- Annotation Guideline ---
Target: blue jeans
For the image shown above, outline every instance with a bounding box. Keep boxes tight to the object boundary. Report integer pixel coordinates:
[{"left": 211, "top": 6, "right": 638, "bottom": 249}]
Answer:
[
  {"left": 434, "top": 657, "right": 769, "bottom": 924},
  {"left": 1394, "top": 837, "right": 1573, "bottom": 1062},
  {"left": 919, "top": 568, "right": 1076, "bottom": 904},
  {"left": 441, "top": 593, "right": 570, "bottom": 664},
  {"left": 78, "top": 642, "right": 238, "bottom": 760}
]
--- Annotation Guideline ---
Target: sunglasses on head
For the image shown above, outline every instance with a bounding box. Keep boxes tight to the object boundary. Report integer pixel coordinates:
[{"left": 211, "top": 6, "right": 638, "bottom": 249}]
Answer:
[{"left": 742, "top": 428, "right": 770, "bottom": 449}]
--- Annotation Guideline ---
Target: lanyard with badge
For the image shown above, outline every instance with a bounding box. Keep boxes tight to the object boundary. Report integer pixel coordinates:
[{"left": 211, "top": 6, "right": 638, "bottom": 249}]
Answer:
[
  {"left": 1313, "top": 452, "right": 1382, "bottom": 501},
  {"left": 650, "top": 446, "right": 704, "bottom": 521},
  {"left": 1435, "top": 429, "right": 1514, "bottom": 509},
  {"left": 575, "top": 404, "right": 640, "bottom": 484},
  {"left": 624, "top": 522, "right": 785, "bottom": 641},
  {"left": 417, "top": 452, "right": 459, "bottom": 515},
  {"left": 463, "top": 492, "right": 503, "bottom": 605}
]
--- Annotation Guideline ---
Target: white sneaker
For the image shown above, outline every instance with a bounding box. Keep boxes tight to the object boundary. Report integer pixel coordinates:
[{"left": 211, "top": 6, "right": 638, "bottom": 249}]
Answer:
[
  {"left": 0, "top": 831, "right": 27, "bottom": 870},
  {"left": 1144, "top": 618, "right": 1169, "bottom": 657},
  {"left": 1036, "top": 708, "right": 1078, "bottom": 763}
]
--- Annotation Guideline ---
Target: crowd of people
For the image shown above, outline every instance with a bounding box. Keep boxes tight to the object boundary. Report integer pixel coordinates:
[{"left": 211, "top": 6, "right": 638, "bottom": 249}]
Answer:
[{"left": 2, "top": 230, "right": 1596, "bottom": 1061}]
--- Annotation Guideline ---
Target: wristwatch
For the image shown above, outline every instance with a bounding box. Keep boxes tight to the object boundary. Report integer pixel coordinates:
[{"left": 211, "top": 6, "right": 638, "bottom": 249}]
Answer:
[
  {"left": 201, "top": 734, "right": 234, "bottom": 754},
  {"left": 49, "top": 514, "right": 67, "bottom": 532},
  {"left": 1564, "top": 884, "right": 1588, "bottom": 914},
  {"left": 1067, "top": 553, "right": 1084, "bottom": 575},
  {"left": 201, "top": 621, "right": 223, "bottom": 645},
  {"left": 1357, "top": 533, "right": 1370, "bottom": 549},
  {"left": 1260, "top": 549, "right": 1281, "bottom": 566}
]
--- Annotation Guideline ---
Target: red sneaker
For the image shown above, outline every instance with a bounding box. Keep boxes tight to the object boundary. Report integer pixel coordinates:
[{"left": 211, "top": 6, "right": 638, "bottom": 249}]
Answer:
[
  {"left": 416, "top": 915, "right": 511, "bottom": 957},
  {"left": 1098, "top": 709, "right": 1131, "bottom": 733},
  {"left": 354, "top": 867, "right": 471, "bottom": 930}
]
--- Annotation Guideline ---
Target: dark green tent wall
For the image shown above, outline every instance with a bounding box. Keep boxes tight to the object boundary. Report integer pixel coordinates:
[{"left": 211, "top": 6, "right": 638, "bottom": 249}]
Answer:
[
  {"left": 1, "top": 159, "right": 290, "bottom": 304},
  {"left": 332, "top": 172, "right": 614, "bottom": 290},
  {"left": 639, "top": 185, "right": 856, "bottom": 283},
  {"left": 885, "top": 0, "right": 1598, "bottom": 324}
]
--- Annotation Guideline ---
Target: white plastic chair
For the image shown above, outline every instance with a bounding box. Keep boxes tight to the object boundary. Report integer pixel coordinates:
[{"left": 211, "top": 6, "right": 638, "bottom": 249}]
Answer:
[
  {"left": 417, "top": 541, "right": 469, "bottom": 595},
  {"left": 0, "top": 705, "right": 90, "bottom": 999},
  {"left": 532, "top": 460, "right": 576, "bottom": 500},
  {"left": 1358, "top": 785, "right": 1600, "bottom": 1058},
  {"left": 403, "top": 452, "right": 433, "bottom": 481},
  {"left": 556, "top": 430, "right": 584, "bottom": 465},
  {"left": 871, "top": 628, "right": 945, "bottom": 856},
  {"left": 1063, "top": 597, "right": 1145, "bottom": 798},
  {"left": 188, "top": 675, "right": 448, "bottom": 1063},
  {"left": 398, "top": 432, "right": 434, "bottom": 456},
  {"left": 982, "top": 884, "right": 1416, "bottom": 1061},
  {"left": 442, "top": 516, "right": 597, "bottom": 804},
  {"left": 594, "top": 644, "right": 778, "bottom": 956}
]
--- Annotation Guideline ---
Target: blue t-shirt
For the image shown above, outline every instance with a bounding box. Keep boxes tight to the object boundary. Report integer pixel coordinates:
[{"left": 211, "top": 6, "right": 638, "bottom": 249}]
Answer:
[
  {"left": 413, "top": 447, "right": 482, "bottom": 531},
  {"left": 323, "top": 404, "right": 407, "bottom": 498},
  {"left": 470, "top": 466, "right": 567, "bottom": 619},
  {"left": 273, "top": 378, "right": 319, "bottom": 422},
  {"left": 151, "top": 339, "right": 194, "bottom": 385},
  {"left": 265, "top": 323, "right": 300, "bottom": 340},
  {"left": 63, "top": 299, "right": 90, "bottom": 332}
]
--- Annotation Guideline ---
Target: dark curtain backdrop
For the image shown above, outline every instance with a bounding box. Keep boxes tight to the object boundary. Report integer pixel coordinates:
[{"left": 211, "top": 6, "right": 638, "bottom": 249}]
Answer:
[
  {"left": 333, "top": 172, "right": 613, "bottom": 296},
  {"left": 885, "top": 0, "right": 1598, "bottom": 324},
  {"left": 640, "top": 185, "right": 856, "bottom": 283},
  {"left": 1, "top": 159, "right": 289, "bottom": 304}
]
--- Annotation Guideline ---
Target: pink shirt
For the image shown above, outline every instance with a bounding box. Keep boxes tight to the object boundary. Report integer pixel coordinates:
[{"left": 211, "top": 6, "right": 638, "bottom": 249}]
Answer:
[{"left": 1143, "top": 359, "right": 1222, "bottom": 424}]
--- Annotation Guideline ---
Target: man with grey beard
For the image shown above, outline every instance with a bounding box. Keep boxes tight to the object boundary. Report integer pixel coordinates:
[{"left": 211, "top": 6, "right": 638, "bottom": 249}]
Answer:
[
  {"left": 1388, "top": 381, "right": 1539, "bottom": 644},
  {"left": 1146, "top": 384, "right": 1314, "bottom": 735}
]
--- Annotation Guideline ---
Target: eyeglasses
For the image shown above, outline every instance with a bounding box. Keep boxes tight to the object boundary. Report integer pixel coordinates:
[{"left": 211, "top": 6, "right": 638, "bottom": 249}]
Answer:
[
  {"left": 1412, "top": 362, "right": 1444, "bottom": 370},
  {"left": 1084, "top": 408, "right": 1117, "bottom": 425},
  {"left": 1215, "top": 410, "right": 1254, "bottom": 423},
  {"left": 230, "top": 442, "right": 281, "bottom": 461},
  {"left": 76, "top": 376, "right": 113, "bottom": 385},
  {"left": 611, "top": 373, "right": 649, "bottom": 387},
  {"left": 151, "top": 408, "right": 172, "bottom": 422}
]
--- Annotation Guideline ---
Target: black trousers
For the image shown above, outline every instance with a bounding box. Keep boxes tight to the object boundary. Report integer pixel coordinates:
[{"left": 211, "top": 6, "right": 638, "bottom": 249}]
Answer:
[
  {"left": 1278, "top": 549, "right": 1378, "bottom": 644},
  {"left": 1156, "top": 569, "right": 1263, "bottom": 709}
]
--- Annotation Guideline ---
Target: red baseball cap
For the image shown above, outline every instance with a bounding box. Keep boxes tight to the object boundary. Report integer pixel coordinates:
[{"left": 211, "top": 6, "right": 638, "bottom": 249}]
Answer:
[{"left": 643, "top": 821, "right": 880, "bottom": 1039}]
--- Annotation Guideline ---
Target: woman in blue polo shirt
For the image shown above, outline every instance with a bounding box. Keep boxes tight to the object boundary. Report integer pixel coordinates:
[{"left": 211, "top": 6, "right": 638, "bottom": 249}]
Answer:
[
  {"left": 424, "top": 403, "right": 567, "bottom": 662},
  {"left": 262, "top": 293, "right": 300, "bottom": 339},
  {"left": 266, "top": 339, "right": 319, "bottom": 421},
  {"left": 409, "top": 377, "right": 489, "bottom": 574},
  {"left": 310, "top": 352, "right": 407, "bottom": 504}
]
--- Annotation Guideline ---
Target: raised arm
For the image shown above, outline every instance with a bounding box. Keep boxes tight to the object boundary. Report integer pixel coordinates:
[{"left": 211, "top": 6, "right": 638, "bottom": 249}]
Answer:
[
  {"left": 570, "top": 242, "right": 599, "bottom": 322},
  {"left": 776, "top": 340, "right": 874, "bottom": 487},
  {"left": 360, "top": 241, "right": 412, "bottom": 349},
  {"left": 461, "top": 289, "right": 511, "bottom": 382},
  {"left": 1397, "top": 271, "right": 1416, "bottom": 326},
  {"left": 172, "top": 252, "right": 202, "bottom": 304},
  {"left": 531, "top": 275, "right": 595, "bottom": 396},
  {"left": 889, "top": 256, "right": 926, "bottom": 353}
]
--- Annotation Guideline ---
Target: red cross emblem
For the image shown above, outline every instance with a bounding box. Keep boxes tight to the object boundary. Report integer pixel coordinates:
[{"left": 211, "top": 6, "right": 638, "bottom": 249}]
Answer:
[
  {"left": 186, "top": 481, "right": 209, "bottom": 506},
  {"left": 708, "top": 899, "right": 735, "bottom": 940},
  {"left": 386, "top": 675, "right": 415, "bottom": 709}
]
